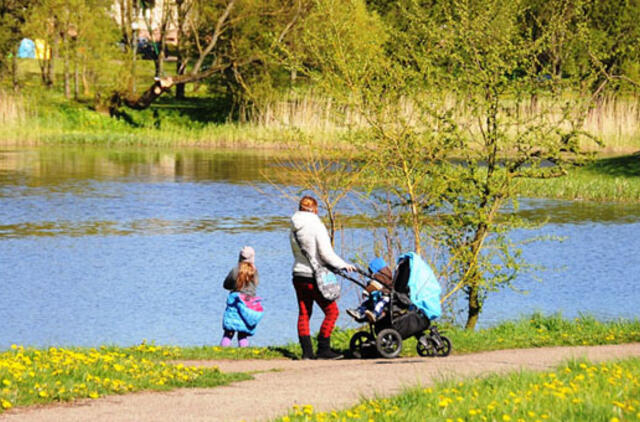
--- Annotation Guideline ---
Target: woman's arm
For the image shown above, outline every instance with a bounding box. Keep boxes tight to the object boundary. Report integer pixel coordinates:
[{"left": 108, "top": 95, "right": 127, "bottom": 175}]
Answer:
[{"left": 315, "top": 219, "right": 350, "bottom": 270}]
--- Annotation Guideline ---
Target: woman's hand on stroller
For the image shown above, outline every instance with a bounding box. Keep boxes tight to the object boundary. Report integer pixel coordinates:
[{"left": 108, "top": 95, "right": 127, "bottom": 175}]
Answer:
[{"left": 342, "top": 264, "right": 357, "bottom": 273}]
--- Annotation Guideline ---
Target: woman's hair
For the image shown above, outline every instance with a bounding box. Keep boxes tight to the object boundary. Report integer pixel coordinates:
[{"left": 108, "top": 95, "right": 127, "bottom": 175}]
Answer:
[
  {"left": 299, "top": 195, "right": 318, "bottom": 213},
  {"left": 236, "top": 261, "right": 257, "bottom": 291}
]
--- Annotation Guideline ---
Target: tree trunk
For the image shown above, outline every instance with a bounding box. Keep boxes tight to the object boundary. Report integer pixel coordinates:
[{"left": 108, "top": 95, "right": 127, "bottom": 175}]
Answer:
[
  {"left": 11, "top": 44, "right": 19, "bottom": 92},
  {"left": 130, "top": 28, "right": 138, "bottom": 95},
  {"left": 465, "top": 283, "right": 480, "bottom": 330},
  {"left": 63, "top": 32, "right": 70, "bottom": 99},
  {"left": 48, "top": 31, "right": 58, "bottom": 87},
  {"left": 82, "top": 64, "right": 91, "bottom": 96},
  {"left": 175, "top": 59, "right": 186, "bottom": 99},
  {"left": 74, "top": 62, "right": 79, "bottom": 99}
]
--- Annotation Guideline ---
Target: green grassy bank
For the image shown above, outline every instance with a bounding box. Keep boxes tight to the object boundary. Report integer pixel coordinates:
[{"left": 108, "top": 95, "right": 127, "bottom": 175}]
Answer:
[
  {"left": 519, "top": 154, "right": 640, "bottom": 203},
  {"left": 174, "top": 313, "right": 640, "bottom": 361},
  {"left": 1, "top": 314, "right": 638, "bottom": 413},
  {"left": 277, "top": 357, "right": 640, "bottom": 421}
]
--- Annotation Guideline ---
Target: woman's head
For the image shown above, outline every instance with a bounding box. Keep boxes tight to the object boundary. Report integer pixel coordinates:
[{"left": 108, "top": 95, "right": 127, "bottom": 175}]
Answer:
[
  {"left": 298, "top": 195, "right": 318, "bottom": 214},
  {"left": 236, "top": 261, "right": 257, "bottom": 291}
]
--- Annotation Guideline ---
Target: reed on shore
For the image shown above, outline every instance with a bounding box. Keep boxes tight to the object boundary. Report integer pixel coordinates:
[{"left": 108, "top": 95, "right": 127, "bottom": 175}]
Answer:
[{"left": 2, "top": 89, "right": 640, "bottom": 153}]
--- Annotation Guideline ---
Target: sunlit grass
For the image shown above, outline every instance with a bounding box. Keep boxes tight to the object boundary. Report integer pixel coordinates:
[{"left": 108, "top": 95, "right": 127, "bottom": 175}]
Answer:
[
  {"left": 519, "top": 154, "right": 640, "bottom": 202},
  {"left": 0, "top": 342, "right": 250, "bottom": 413},
  {"left": 173, "top": 314, "right": 640, "bottom": 360},
  {"left": 276, "top": 357, "right": 640, "bottom": 421}
]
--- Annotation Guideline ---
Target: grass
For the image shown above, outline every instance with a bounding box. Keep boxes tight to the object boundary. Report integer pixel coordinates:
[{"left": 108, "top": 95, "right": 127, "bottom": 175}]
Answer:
[
  {"left": 0, "top": 342, "right": 250, "bottom": 413},
  {"left": 518, "top": 154, "right": 640, "bottom": 202},
  {"left": 3, "top": 62, "right": 640, "bottom": 153},
  {"left": 276, "top": 357, "right": 640, "bottom": 421},
  {"left": 153, "top": 313, "right": 640, "bottom": 361},
  {"left": 0, "top": 314, "right": 638, "bottom": 413}
]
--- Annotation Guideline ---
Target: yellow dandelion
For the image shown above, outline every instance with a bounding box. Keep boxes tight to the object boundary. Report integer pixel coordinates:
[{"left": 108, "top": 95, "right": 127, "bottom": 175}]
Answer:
[
  {"left": 1, "top": 399, "right": 12, "bottom": 409},
  {"left": 502, "top": 415, "right": 511, "bottom": 421},
  {"left": 89, "top": 391, "right": 100, "bottom": 399}
]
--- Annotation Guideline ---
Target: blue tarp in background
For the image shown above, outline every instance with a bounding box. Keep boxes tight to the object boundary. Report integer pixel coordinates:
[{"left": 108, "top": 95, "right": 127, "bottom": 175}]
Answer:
[{"left": 18, "top": 38, "right": 35, "bottom": 58}]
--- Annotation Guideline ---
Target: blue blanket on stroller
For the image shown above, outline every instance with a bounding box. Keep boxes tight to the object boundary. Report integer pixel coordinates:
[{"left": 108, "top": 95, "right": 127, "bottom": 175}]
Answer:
[{"left": 398, "top": 252, "right": 442, "bottom": 320}]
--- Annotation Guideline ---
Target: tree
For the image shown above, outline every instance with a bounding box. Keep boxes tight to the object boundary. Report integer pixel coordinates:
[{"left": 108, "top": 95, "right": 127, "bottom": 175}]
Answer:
[
  {"left": 402, "top": 0, "right": 599, "bottom": 329},
  {"left": 24, "top": 0, "right": 122, "bottom": 97},
  {"left": 0, "top": 0, "right": 35, "bottom": 91},
  {"left": 299, "top": 0, "right": 599, "bottom": 329},
  {"left": 110, "top": 0, "right": 307, "bottom": 114},
  {"left": 300, "top": 0, "right": 458, "bottom": 257}
]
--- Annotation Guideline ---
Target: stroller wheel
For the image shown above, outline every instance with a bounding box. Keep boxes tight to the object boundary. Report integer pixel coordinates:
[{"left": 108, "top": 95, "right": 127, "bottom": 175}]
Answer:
[
  {"left": 349, "top": 331, "right": 375, "bottom": 359},
  {"left": 416, "top": 335, "right": 436, "bottom": 357},
  {"left": 436, "top": 336, "right": 452, "bottom": 357},
  {"left": 376, "top": 328, "right": 403, "bottom": 359}
]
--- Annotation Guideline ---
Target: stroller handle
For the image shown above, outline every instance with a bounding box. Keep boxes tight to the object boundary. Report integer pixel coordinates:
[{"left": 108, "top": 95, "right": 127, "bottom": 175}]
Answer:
[{"left": 336, "top": 267, "right": 376, "bottom": 289}]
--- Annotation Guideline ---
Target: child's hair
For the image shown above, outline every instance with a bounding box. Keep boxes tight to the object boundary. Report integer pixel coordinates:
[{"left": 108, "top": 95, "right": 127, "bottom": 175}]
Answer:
[{"left": 236, "top": 261, "right": 257, "bottom": 291}]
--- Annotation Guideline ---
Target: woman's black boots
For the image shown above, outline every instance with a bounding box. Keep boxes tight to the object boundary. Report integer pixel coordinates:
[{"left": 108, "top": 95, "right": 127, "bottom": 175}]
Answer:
[
  {"left": 299, "top": 335, "right": 316, "bottom": 360},
  {"left": 316, "top": 335, "right": 344, "bottom": 360}
]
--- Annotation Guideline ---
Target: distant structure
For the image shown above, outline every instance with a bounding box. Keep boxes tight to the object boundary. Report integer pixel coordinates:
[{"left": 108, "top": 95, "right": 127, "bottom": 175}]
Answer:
[
  {"left": 110, "top": 0, "right": 178, "bottom": 46},
  {"left": 18, "top": 38, "right": 36, "bottom": 59}
]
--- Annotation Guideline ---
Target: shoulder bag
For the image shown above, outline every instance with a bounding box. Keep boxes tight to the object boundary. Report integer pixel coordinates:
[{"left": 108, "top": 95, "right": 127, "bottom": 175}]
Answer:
[{"left": 292, "top": 229, "right": 341, "bottom": 301}]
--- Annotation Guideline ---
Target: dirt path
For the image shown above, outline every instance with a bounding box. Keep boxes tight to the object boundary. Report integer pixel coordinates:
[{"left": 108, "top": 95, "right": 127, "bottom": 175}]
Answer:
[{"left": 2, "top": 343, "right": 639, "bottom": 422}]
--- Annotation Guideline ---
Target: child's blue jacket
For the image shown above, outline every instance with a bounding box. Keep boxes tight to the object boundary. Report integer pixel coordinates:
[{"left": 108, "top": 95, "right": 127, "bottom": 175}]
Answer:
[{"left": 222, "top": 292, "right": 264, "bottom": 335}]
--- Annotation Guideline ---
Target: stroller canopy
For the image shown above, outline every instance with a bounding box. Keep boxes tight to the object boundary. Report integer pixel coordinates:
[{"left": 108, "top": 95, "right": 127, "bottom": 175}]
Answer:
[{"left": 397, "top": 252, "right": 442, "bottom": 320}]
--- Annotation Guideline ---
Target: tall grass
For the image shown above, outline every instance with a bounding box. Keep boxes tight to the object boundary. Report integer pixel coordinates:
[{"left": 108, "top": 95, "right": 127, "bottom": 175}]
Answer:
[
  {"left": 0, "top": 90, "right": 26, "bottom": 125},
  {"left": 2, "top": 86, "right": 640, "bottom": 152},
  {"left": 585, "top": 97, "right": 640, "bottom": 152},
  {"left": 253, "top": 93, "right": 640, "bottom": 153}
]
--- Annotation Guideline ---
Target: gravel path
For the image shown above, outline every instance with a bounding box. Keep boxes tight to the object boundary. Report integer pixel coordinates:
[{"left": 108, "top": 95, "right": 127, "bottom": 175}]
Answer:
[{"left": 2, "top": 343, "right": 639, "bottom": 422}]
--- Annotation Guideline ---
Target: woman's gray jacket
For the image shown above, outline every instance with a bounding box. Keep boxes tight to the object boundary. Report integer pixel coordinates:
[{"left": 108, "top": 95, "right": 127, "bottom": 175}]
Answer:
[{"left": 289, "top": 210, "right": 349, "bottom": 278}]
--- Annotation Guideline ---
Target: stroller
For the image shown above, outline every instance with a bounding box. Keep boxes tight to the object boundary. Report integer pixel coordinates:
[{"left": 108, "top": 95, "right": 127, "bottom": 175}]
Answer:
[{"left": 339, "top": 252, "right": 451, "bottom": 359}]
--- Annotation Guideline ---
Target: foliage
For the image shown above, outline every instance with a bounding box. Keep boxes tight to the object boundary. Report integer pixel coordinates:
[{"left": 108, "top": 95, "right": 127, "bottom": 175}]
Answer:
[
  {"left": 0, "top": 0, "right": 34, "bottom": 75},
  {"left": 258, "top": 130, "right": 366, "bottom": 242},
  {"left": 296, "top": 0, "right": 605, "bottom": 329},
  {"left": 277, "top": 357, "right": 640, "bottom": 421}
]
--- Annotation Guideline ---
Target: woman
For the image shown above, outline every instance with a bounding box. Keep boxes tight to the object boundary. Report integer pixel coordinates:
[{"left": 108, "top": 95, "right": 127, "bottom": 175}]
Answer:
[{"left": 290, "top": 195, "right": 356, "bottom": 360}]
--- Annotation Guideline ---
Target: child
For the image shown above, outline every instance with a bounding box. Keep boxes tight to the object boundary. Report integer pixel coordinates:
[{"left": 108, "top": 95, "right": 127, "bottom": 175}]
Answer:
[
  {"left": 220, "top": 246, "right": 263, "bottom": 347},
  {"left": 346, "top": 257, "right": 393, "bottom": 323}
]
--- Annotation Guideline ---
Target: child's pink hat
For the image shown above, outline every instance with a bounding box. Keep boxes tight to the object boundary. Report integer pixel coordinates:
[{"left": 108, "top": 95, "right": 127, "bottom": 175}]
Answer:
[{"left": 239, "top": 246, "right": 255, "bottom": 264}]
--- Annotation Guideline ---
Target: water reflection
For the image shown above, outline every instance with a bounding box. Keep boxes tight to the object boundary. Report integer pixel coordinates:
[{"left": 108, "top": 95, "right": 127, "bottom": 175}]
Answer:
[
  {"left": 517, "top": 199, "right": 640, "bottom": 225},
  {"left": 0, "top": 217, "right": 292, "bottom": 238},
  {"left": 0, "top": 146, "right": 285, "bottom": 188}
]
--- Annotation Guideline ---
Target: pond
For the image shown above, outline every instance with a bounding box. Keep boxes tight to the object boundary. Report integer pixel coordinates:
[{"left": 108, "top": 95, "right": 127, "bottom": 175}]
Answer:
[{"left": 1, "top": 146, "right": 639, "bottom": 349}]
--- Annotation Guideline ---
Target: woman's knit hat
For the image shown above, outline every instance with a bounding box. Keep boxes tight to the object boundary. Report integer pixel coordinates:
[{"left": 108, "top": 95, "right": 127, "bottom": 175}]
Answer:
[{"left": 239, "top": 246, "right": 255, "bottom": 264}]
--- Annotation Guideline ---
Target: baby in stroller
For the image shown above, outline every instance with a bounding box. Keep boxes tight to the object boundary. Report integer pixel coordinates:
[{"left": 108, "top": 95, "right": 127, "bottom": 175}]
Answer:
[
  {"left": 342, "top": 252, "right": 451, "bottom": 359},
  {"left": 346, "top": 257, "right": 393, "bottom": 323}
]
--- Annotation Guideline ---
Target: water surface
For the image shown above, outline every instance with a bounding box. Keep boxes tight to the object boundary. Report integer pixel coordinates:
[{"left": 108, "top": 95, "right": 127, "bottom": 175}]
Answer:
[{"left": 1, "top": 146, "right": 639, "bottom": 348}]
